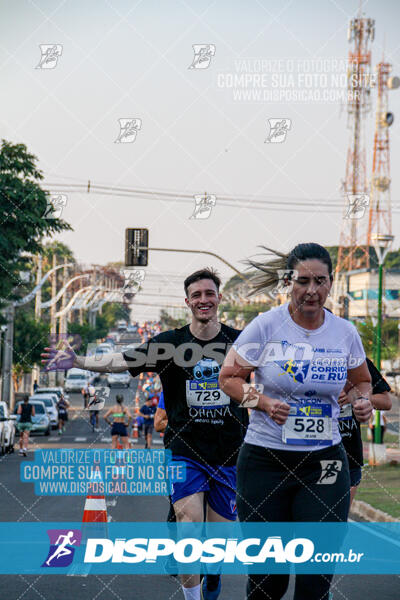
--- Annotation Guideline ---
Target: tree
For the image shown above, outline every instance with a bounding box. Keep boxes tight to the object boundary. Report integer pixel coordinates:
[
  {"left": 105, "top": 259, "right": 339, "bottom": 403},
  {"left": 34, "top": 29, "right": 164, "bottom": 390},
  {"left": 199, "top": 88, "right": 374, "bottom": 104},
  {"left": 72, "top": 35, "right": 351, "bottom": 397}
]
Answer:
[
  {"left": 159, "top": 309, "right": 187, "bottom": 330},
  {"left": 0, "top": 139, "right": 72, "bottom": 312},
  {"left": 355, "top": 318, "right": 398, "bottom": 361},
  {"left": 12, "top": 306, "right": 50, "bottom": 389}
]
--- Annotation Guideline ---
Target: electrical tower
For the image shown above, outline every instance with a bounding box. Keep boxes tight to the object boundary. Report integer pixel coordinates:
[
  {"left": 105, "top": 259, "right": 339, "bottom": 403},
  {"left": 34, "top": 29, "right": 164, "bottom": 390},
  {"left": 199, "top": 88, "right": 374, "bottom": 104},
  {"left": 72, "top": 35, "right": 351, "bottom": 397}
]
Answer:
[
  {"left": 367, "top": 60, "right": 399, "bottom": 245},
  {"left": 334, "top": 15, "right": 375, "bottom": 313}
]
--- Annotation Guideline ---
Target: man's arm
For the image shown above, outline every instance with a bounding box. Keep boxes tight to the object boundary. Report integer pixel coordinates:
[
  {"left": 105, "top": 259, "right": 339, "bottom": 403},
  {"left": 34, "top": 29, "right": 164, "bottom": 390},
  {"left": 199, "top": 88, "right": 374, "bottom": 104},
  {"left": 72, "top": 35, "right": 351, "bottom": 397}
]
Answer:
[
  {"left": 74, "top": 352, "right": 128, "bottom": 373},
  {"left": 154, "top": 408, "right": 168, "bottom": 432}
]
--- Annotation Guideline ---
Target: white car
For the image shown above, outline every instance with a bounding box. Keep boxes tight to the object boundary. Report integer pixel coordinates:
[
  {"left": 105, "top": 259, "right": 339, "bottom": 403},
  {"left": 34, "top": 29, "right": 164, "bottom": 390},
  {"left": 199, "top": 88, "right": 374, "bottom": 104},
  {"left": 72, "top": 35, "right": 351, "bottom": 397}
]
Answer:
[
  {"left": 0, "top": 401, "right": 16, "bottom": 454},
  {"left": 95, "top": 344, "right": 113, "bottom": 356},
  {"left": 65, "top": 368, "right": 90, "bottom": 392},
  {"left": 30, "top": 394, "right": 59, "bottom": 428},
  {"left": 34, "top": 387, "right": 69, "bottom": 402},
  {"left": 107, "top": 371, "right": 131, "bottom": 388}
]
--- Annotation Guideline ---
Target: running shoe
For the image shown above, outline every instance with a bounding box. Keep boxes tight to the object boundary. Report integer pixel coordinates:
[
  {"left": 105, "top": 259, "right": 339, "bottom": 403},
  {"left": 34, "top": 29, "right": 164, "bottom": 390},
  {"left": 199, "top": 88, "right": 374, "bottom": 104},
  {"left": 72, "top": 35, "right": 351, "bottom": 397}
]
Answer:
[
  {"left": 23, "top": 450, "right": 27, "bottom": 457},
  {"left": 201, "top": 575, "right": 221, "bottom": 600},
  {"left": 58, "top": 429, "right": 62, "bottom": 435},
  {"left": 19, "top": 449, "right": 24, "bottom": 456}
]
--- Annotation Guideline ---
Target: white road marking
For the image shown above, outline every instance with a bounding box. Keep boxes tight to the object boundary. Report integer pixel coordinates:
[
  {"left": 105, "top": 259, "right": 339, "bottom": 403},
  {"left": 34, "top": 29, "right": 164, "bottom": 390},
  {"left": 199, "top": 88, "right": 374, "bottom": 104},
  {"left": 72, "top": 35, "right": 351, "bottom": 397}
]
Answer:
[{"left": 74, "top": 437, "right": 87, "bottom": 442}]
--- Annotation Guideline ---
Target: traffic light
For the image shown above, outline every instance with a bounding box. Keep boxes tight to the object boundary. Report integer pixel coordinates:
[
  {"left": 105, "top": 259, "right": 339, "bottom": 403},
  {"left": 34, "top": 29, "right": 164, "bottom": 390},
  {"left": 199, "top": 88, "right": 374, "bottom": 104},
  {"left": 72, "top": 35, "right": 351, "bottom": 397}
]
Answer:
[{"left": 125, "top": 228, "right": 149, "bottom": 267}]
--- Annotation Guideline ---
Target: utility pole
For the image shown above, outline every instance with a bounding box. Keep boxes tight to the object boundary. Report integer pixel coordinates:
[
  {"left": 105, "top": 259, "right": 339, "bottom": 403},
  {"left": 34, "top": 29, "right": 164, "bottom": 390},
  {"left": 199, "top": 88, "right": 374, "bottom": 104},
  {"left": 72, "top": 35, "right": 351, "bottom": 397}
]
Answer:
[
  {"left": 1, "top": 305, "right": 14, "bottom": 407},
  {"left": 57, "top": 258, "right": 69, "bottom": 385},
  {"left": 49, "top": 254, "right": 57, "bottom": 386},
  {"left": 32, "top": 254, "right": 43, "bottom": 390},
  {"left": 35, "top": 255, "right": 42, "bottom": 319}
]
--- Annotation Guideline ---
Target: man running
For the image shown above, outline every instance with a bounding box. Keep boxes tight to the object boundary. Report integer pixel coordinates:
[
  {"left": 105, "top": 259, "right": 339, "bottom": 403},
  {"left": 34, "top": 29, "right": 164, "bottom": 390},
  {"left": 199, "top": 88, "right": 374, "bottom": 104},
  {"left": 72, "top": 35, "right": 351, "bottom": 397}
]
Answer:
[
  {"left": 42, "top": 268, "right": 248, "bottom": 600},
  {"left": 139, "top": 397, "right": 156, "bottom": 449}
]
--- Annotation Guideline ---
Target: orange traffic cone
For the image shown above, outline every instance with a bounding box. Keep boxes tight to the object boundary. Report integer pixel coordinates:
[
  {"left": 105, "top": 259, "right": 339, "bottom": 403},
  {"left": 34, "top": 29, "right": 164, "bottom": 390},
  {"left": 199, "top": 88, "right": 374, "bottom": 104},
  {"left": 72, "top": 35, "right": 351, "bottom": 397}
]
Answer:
[
  {"left": 81, "top": 470, "right": 108, "bottom": 542},
  {"left": 82, "top": 496, "right": 108, "bottom": 523}
]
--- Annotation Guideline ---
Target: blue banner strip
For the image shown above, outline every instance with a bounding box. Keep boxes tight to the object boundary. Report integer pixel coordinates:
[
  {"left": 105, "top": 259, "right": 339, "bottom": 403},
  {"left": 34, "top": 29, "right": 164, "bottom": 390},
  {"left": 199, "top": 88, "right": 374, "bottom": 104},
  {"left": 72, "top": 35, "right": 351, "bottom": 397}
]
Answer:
[{"left": 0, "top": 522, "right": 399, "bottom": 574}]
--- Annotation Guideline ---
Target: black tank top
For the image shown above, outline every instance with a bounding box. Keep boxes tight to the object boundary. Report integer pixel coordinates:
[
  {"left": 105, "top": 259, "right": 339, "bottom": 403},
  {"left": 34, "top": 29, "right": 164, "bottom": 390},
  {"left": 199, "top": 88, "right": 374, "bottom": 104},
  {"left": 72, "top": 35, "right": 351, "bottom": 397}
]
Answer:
[{"left": 20, "top": 403, "right": 33, "bottom": 423}]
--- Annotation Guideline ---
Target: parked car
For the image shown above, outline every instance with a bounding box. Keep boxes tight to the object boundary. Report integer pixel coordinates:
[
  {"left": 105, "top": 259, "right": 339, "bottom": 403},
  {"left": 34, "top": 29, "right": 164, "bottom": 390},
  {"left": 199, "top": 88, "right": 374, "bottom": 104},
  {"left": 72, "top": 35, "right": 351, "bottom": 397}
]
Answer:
[
  {"left": 106, "top": 371, "right": 131, "bottom": 388},
  {"left": 65, "top": 368, "right": 90, "bottom": 392},
  {"left": 0, "top": 401, "right": 17, "bottom": 454},
  {"left": 34, "top": 387, "right": 69, "bottom": 402},
  {"left": 96, "top": 343, "right": 113, "bottom": 355},
  {"left": 14, "top": 400, "right": 50, "bottom": 436},
  {"left": 30, "top": 394, "right": 59, "bottom": 429}
]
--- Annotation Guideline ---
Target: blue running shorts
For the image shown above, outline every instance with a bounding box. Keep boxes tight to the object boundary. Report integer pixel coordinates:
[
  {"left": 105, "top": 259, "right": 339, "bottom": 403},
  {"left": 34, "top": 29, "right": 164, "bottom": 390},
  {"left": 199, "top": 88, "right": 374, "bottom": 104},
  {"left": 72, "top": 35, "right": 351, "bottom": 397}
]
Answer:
[{"left": 170, "top": 455, "right": 237, "bottom": 521}]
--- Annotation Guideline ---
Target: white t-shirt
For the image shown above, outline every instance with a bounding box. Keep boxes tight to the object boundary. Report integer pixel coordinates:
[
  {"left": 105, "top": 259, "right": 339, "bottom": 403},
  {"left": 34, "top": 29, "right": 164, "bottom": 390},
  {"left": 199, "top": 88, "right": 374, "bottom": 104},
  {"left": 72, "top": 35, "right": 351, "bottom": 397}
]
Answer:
[{"left": 234, "top": 304, "right": 366, "bottom": 451}]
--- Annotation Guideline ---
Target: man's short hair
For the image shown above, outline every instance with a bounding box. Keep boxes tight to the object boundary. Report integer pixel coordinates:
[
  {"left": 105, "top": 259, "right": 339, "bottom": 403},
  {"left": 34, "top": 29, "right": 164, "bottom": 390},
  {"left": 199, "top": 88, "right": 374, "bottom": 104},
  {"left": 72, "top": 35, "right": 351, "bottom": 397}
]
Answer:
[{"left": 184, "top": 268, "right": 221, "bottom": 297}]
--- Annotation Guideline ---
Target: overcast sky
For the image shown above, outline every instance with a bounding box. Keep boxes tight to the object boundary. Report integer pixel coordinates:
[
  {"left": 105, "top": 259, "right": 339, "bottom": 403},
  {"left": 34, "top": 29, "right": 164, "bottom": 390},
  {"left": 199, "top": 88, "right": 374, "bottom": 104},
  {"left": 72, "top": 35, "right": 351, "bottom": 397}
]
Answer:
[{"left": 2, "top": 0, "right": 400, "bottom": 319}]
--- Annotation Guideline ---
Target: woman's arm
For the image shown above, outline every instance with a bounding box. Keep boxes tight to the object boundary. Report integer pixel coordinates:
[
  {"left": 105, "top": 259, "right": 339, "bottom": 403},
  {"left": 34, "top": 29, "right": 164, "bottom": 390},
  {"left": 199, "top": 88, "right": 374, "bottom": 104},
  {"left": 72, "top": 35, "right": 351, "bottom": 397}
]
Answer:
[
  {"left": 345, "top": 361, "right": 373, "bottom": 423},
  {"left": 219, "top": 348, "right": 291, "bottom": 425}
]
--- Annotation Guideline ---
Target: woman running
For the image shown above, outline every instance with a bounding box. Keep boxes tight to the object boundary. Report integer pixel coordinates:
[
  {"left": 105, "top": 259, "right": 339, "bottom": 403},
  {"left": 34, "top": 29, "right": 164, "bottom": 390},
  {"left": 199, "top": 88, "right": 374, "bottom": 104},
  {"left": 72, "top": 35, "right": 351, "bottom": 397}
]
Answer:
[
  {"left": 17, "top": 395, "right": 35, "bottom": 456},
  {"left": 219, "top": 243, "right": 373, "bottom": 600},
  {"left": 57, "top": 395, "right": 70, "bottom": 435},
  {"left": 104, "top": 395, "right": 132, "bottom": 449}
]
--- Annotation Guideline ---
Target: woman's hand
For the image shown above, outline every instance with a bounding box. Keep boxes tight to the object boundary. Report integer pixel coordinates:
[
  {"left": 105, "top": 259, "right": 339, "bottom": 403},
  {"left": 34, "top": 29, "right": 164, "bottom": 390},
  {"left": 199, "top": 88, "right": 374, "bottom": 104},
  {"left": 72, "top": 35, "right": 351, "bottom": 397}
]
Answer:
[
  {"left": 353, "top": 396, "right": 373, "bottom": 423},
  {"left": 258, "top": 395, "right": 291, "bottom": 425}
]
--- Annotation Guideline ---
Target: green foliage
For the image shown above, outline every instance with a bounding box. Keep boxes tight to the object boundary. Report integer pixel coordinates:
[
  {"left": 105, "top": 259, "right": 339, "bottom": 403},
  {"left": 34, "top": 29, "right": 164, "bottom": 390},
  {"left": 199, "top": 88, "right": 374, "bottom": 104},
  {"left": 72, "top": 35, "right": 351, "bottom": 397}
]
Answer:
[
  {"left": 159, "top": 309, "right": 187, "bottom": 330},
  {"left": 67, "top": 321, "right": 98, "bottom": 354},
  {"left": 0, "top": 139, "right": 72, "bottom": 311},
  {"left": 220, "top": 302, "right": 268, "bottom": 325},
  {"left": 355, "top": 318, "right": 398, "bottom": 361},
  {"left": 67, "top": 303, "right": 129, "bottom": 352},
  {"left": 13, "top": 307, "right": 50, "bottom": 372},
  {"left": 43, "top": 241, "right": 76, "bottom": 264}
]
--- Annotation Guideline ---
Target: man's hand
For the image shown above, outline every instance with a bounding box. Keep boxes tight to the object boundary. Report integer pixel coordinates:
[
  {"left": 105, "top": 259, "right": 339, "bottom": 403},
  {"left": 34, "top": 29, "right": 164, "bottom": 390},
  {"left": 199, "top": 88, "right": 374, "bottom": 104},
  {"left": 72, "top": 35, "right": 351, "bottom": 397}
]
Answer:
[
  {"left": 258, "top": 395, "right": 291, "bottom": 425},
  {"left": 338, "top": 390, "right": 350, "bottom": 408},
  {"left": 41, "top": 335, "right": 77, "bottom": 371},
  {"left": 352, "top": 396, "right": 373, "bottom": 423}
]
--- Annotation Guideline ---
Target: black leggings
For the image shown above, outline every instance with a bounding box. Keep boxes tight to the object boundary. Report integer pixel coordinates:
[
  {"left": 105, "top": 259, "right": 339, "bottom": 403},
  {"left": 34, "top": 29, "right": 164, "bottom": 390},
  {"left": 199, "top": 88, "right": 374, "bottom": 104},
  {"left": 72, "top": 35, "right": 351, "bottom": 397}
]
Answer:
[{"left": 236, "top": 442, "right": 350, "bottom": 600}]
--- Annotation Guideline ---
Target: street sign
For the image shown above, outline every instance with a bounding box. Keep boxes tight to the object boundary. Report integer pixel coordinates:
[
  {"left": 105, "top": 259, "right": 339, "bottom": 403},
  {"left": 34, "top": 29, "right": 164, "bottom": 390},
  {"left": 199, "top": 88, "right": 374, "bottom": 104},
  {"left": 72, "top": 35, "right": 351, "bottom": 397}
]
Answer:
[{"left": 125, "top": 228, "right": 148, "bottom": 267}]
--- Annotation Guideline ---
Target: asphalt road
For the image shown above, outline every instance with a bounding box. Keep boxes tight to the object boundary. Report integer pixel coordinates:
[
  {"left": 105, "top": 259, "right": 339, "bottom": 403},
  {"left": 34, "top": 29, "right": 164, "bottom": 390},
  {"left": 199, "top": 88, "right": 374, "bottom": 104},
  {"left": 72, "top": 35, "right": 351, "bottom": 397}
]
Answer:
[{"left": 0, "top": 382, "right": 398, "bottom": 598}]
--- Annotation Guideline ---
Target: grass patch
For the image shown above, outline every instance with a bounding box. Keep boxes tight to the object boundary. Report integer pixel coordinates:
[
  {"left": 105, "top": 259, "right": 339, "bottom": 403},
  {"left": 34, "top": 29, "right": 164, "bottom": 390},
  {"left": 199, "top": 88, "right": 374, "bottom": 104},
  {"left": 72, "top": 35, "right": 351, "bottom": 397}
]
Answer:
[
  {"left": 360, "top": 424, "right": 398, "bottom": 445},
  {"left": 356, "top": 463, "right": 400, "bottom": 518}
]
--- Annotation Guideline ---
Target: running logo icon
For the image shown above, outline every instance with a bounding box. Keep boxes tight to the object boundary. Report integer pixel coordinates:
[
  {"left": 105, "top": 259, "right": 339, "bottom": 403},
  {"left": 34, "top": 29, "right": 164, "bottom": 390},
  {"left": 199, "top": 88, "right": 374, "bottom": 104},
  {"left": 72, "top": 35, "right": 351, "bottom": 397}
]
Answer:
[
  {"left": 190, "top": 194, "right": 216, "bottom": 219},
  {"left": 43, "top": 194, "right": 67, "bottom": 219},
  {"left": 85, "top": 386, "right": 110, "bottom": 411},
  {"left": 42, "top": 529, "right": 81, "bottom": 567},
  {"left": 265, "top": 119, "right": 291, "bottom": 143},
  {"left": 317, "top": 460, "right": 342, "bottom": 485},
  {"left": 122, "top": 269, "right": 146, "bottom": 290},
  {"left": 344, "top": 194, "right": 369, "bottom": 219},
  {"left": 36, "top": 44, "right": 63, "bottom": 69},
  {"left": 115, "top": 118, "right": 142, "bottom": 143},
  {"left": 188, "top": 44, "right": 216, "bottom": 69}
]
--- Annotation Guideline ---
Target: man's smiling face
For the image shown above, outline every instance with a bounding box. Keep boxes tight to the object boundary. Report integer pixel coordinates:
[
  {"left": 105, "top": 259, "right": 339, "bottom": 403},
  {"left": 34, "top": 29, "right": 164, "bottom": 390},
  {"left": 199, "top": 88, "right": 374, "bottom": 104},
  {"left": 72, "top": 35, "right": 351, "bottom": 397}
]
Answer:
[{"left": 185, "top": 278, "right": 222, "bottom": 324}]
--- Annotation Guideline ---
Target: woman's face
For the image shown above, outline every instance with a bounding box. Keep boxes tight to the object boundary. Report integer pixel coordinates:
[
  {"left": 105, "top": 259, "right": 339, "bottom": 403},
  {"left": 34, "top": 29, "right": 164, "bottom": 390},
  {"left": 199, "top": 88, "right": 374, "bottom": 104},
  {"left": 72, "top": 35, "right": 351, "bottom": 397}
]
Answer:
[{"left": 289, "top": 259, "right": 332, "bottom": 318}]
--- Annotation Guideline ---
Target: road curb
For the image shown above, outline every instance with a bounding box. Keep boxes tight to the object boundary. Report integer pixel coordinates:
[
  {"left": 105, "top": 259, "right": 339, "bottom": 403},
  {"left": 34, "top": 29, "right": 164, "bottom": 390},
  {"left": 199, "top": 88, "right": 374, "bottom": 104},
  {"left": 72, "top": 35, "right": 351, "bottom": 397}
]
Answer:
[{"left": 351, "top": 500, "right": 399, "bottom": 522}]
